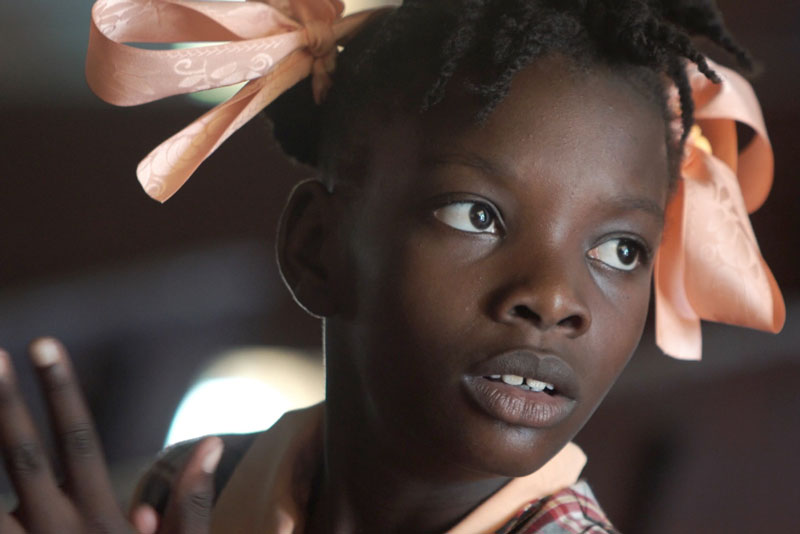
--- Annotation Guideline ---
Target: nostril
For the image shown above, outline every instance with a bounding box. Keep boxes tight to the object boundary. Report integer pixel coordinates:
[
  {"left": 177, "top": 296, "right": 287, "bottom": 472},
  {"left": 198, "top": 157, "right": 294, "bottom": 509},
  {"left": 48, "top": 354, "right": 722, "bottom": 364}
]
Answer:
[
  {"left": 505, "top": 303, "right": 589, "bottom": 335},
  {"left": 557, "top": 315, "right": 584, "bottom": 331},
  {"left": 512, "top": 305, "right": 539, "bottom": 323}
]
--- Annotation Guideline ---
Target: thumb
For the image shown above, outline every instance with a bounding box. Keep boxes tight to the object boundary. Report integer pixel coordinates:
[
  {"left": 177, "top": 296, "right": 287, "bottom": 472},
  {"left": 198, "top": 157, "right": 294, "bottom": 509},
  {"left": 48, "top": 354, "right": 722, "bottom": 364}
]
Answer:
[{"left": 159, "top": 436, "right": 224, "bottom": 534}]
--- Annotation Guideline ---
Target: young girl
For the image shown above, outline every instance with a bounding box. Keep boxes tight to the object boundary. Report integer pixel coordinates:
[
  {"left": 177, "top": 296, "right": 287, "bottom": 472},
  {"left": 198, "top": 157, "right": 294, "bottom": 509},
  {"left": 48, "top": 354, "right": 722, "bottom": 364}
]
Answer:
[{"left": 0, "top": 0, "right": 784, "bottom": 533}]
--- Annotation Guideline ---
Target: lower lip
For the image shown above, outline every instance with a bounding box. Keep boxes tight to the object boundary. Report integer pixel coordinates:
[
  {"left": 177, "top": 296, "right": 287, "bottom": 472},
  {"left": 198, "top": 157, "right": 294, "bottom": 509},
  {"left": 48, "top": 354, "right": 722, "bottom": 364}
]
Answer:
[{"left": 462, "top": 376, "right": 576, "bottom": 428}]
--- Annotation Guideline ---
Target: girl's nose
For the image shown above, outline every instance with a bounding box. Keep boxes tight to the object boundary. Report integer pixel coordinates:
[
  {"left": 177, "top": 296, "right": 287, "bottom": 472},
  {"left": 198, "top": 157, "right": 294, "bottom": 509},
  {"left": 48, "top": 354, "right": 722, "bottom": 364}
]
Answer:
[{"left": 488, "top": 266, "right": 592, "bottom": 339}]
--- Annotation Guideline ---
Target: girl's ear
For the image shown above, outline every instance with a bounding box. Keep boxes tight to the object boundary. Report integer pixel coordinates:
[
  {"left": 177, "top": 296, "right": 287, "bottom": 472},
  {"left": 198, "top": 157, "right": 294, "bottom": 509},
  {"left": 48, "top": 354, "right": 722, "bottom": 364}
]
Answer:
[{"left": 277, "top": 179, "right": 340, "bottom": 318}]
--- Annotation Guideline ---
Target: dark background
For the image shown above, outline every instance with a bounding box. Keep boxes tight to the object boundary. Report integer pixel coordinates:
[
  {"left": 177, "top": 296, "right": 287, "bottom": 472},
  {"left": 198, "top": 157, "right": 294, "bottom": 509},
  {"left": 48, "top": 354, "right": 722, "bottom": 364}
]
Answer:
[{"left": 1, "top": 0, "right": 798, "bottom": 531}]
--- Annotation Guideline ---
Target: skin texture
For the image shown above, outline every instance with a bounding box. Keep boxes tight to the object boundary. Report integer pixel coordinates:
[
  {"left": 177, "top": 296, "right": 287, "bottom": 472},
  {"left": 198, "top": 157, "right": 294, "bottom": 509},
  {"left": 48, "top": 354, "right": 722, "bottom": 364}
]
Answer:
[{"left": 280, "top": 56, "right": 670, "bottom": 534}]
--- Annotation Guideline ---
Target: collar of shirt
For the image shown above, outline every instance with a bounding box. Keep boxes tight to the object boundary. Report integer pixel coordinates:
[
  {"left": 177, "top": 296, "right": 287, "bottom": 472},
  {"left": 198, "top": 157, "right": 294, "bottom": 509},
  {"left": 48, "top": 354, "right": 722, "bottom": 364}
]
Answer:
[{"left": 210, "top": 403, "right": 587, "bottom": 534}]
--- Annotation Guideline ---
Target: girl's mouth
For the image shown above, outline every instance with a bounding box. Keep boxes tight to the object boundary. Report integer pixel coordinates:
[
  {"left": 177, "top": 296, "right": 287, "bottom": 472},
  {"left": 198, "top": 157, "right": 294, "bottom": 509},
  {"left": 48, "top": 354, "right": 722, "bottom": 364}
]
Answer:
[
  {"left": 463, "top": 376, "right": 575, "bottom": 429},
  {"left": 462, "top": 349, "right": 579, "bottom": 429}
]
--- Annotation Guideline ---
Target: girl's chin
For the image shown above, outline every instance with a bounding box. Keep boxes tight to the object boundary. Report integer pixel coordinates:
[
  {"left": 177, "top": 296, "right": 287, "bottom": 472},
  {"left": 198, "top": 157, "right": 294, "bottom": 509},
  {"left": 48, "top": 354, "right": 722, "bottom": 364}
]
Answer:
[
  {"left": 422, "top": 414, "right": 577, "bottom": 479},
  {"left": 446, "top": 449, "right": 562, "bottom": 481}
]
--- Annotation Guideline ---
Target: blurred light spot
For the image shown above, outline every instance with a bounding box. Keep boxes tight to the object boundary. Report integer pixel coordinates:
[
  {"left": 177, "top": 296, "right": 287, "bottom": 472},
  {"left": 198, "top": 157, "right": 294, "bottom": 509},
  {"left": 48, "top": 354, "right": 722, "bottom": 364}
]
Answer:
[
  {"left": 165, "top": 346, "right": 324, "bottom": 446},
  {"left": 165, "top": 377, "right": 291, "bottom": 445}
]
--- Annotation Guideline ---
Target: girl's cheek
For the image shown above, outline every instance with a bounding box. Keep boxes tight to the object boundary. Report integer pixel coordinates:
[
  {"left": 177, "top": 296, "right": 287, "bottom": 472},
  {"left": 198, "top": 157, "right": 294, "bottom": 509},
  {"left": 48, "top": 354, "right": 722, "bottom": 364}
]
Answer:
[
  {"left": 578, "top": 274, "right": 652, "bottom": 381},
  {"left": 589, "top": 263, "right": 654, "bottom": 317}
]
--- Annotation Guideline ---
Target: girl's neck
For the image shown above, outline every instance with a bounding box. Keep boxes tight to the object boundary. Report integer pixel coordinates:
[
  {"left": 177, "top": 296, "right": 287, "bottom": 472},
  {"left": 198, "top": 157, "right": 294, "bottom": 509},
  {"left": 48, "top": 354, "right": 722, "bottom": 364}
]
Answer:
[{"left": 305, "top": 399, "right": 510, "bottom": 534}]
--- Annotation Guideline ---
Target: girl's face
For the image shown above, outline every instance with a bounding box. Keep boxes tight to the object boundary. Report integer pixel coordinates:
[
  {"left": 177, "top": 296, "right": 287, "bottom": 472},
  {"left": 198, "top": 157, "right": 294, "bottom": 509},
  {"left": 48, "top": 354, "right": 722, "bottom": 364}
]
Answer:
[{"left": 326, "top": 56, "right": 670, "bottom": 478}]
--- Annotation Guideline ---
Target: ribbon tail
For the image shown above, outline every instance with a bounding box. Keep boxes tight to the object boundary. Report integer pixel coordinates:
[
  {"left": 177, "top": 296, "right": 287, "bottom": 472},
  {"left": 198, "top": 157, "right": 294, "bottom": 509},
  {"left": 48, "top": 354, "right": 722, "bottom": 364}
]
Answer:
[
  {"left": 766, "top": 262, "right": 787, "bottom": 333},
  {"left": 137, "top": 51, "right": 314, "bottom": 202},
  {"left": 680, "top": 153, "right": 786, "bottom": 335},
  {"left": 656, "top": 149, "right": 786, "bottom": 360},
  {"left": 655, "top": 180, "right": 703, "bottom": 360}
]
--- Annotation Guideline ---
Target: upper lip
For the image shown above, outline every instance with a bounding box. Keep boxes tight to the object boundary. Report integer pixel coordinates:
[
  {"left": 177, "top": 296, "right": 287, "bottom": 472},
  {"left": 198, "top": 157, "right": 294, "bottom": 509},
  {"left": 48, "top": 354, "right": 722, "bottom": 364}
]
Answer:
[{"left": 466, "top": 348, "right": 580, "bottom": 400}]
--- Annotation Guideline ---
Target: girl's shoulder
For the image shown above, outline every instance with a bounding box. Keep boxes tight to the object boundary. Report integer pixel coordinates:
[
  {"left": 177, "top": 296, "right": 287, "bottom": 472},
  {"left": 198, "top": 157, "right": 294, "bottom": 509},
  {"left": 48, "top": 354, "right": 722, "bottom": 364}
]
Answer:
[{"left": 130, "top": 432, "right": 261, "bottom": 515}]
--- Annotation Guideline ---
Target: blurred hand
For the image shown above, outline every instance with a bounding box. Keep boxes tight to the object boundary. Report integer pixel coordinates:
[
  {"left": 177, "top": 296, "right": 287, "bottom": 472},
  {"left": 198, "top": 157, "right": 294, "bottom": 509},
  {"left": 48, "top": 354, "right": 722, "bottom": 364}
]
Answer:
[{"left": 0, "top": 338, "right": 223, "bottom": 534}]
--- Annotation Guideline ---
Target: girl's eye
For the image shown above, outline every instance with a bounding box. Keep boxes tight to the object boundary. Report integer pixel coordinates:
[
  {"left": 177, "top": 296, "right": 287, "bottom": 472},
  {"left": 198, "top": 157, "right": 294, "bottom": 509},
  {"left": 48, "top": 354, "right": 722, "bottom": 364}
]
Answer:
[
  {"left": 587, "top": 238, "right": 646, "bottom": 271},
  {"left": 433, "top": 201, "right": 500, "bottom": 235}
]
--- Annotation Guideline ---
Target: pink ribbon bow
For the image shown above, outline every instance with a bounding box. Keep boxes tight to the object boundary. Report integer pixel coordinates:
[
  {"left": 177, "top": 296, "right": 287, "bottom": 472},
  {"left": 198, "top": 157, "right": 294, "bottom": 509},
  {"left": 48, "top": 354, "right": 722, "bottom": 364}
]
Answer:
[
  {"left": 85, "top": 1, "right": 785, "bottom": 359},
  {"left": 87, "top": 0, "right": 379, "bottom": 202},
  {"left": 654, "top": 60, "right": 785, "bottom": 359}
]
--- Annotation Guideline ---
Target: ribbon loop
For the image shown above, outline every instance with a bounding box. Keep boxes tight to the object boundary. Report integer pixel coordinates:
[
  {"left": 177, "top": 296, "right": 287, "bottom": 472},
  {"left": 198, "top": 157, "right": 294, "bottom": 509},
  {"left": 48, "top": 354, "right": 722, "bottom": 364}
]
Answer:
[{"left": 87, "top": 0, "right": 307, "bottom": 106}]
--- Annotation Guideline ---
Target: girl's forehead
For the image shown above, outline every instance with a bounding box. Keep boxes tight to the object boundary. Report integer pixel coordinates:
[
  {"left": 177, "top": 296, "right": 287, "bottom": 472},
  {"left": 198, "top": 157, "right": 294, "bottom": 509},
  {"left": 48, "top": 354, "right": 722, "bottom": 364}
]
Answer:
[{"left": 365, "top": 57, "right": 670, "bottom": 207}]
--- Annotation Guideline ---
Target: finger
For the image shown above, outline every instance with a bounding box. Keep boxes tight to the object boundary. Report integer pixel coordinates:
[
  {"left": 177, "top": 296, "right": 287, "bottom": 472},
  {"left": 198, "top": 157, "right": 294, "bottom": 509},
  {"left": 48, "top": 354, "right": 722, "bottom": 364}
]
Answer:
[
  {"left": 130, "top": 504, "right": 158, "bottom": 534},
  {"left": 159, "top": 437, "right": 223, "bottom": 534},
  {"left": 0, "top": 348, "right": 63, "bottom": 523},
  {"left": 28, "top": 338, "right": 119, "bottom": 513}
]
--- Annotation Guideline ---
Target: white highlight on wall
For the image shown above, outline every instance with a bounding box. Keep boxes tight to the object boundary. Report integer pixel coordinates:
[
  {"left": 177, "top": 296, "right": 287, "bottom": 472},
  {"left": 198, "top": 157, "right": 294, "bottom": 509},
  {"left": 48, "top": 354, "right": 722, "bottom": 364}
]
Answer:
[{"left": 165, "top": 346, "right": 324, "bottom": 446}]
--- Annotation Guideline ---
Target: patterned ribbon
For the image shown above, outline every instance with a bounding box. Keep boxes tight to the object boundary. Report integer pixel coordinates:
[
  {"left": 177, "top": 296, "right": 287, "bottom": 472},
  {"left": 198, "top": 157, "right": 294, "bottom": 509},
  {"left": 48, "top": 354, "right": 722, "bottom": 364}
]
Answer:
[
  {"left": 654, "top": 61, "right": 784, "bottom": 359},
  {"left": 87, "top": 0, "right": 379, "bottom": 202},
  {"left": 85, "top": 0, "right": 785, "bottom": 359}
]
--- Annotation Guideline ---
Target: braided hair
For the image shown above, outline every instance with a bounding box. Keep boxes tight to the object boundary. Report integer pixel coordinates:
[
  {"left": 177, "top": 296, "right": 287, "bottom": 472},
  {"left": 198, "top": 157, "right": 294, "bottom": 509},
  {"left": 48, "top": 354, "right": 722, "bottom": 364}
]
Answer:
[{"left": 266, "top": 0, "right": 751, "bottom": 187}]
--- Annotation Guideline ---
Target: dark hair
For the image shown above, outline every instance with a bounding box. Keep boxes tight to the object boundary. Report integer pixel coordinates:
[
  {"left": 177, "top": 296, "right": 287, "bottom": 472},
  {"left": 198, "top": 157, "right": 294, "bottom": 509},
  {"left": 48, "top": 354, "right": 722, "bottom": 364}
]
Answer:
[{"left": 266, "top": 0, "right": 751, "bottom": 186}]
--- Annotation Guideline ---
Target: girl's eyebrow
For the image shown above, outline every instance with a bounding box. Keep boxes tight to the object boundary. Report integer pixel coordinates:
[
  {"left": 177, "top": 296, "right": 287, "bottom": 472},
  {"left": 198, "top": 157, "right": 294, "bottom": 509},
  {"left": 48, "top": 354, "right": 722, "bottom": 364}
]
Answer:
[
  {"left": 421, "top": 151, "right": 506, "bottom": 178},
  {"left": 603, "top": 194, "right": 665, "bottom": 223}
]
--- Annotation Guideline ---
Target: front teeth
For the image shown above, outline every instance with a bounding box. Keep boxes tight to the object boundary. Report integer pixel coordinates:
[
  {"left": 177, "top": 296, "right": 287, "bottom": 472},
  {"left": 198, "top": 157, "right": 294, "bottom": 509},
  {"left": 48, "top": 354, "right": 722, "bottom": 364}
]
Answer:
[
  {"left": 525, "top": 378, "right": 551, "bottom": 392},
  {"left": 496, "top": 374, "right": 555, "bottom": 393},
  {"left": 501, "top": 374, "right": 524, "bottom": 386}
]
